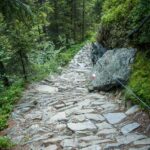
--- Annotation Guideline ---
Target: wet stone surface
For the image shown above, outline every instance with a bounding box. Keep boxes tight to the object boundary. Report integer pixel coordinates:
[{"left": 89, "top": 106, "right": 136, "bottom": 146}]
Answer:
[{"left": 5, "top": 44, "right": 150, "bottom": 150}]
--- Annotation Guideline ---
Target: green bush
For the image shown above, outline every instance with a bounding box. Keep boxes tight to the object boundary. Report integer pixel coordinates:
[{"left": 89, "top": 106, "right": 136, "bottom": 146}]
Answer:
[
  {"left": 125, "top": 51, "right": 150, "bottom": 109},
  {"left": 0, "top": 136, "right": 14, "bottom": 149},
  {"left": 97, "top": 0, "right": 150, "bottom": 48},
  {"left": 0, "top": 80, "right": 24, "bottom": 130},
  {"left": 0, "top": 115, "right": 8, "bottom": 130}
]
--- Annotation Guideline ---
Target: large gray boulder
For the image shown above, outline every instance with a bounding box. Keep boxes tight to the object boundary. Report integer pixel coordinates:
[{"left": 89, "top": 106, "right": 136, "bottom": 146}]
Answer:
[
  {"left": 91, "top": 42, "right": 107, "bottom": 65},
  {"left": 89, "top": 48, "right": 136, "bottom": 91}
]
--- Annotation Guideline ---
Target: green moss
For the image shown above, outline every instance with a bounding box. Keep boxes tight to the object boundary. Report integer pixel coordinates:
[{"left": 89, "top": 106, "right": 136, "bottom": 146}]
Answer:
[{"left": 125, "top": 51, "right": 150, "bottom": 109}]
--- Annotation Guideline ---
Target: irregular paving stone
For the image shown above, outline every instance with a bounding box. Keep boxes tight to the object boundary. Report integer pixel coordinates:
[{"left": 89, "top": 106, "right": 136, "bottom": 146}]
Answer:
[
  {"left": 54, "top": 104, "right": 65, "bottom": 109},
  {"left": 97, "top": 128, "right": 117, "bottom": 135},
  {"left": 91, "top": 101, "right": 105, "bottom": 106},
  {"left": 79, "top": 136, "right": 100, "bottom": 142},
  {"left": 96, "top": 121, "right": 113, "bottom": 130},
  {"left": 79, "top": 139, "right": 112, "bottom": 148},
  {"left": 125, "top": 105, "right": 140, "bottom": 115},
  {"left": 77, "top": 99, "right": 92, "bottom": 107},
  {"left": 67, "top": 121, "right": 97, "bottom": 131},
  {"left": 61, "top": 139, "right": 78, "bottom": 148},
  {"left": 25, "top": 111, "right": 42, "bottom": 120},
  {"left": 75, "top": 109, "right": 95, "bottom": 115},
  {"left": 55, "top": 124, "right": 66, "bottom": 131},
  {"left": 35, "top": 85, "right": 58, "bottom": 93},
  {"left": 43, "top": 136, "right": 71, "bottom": 144},
  {"left": 85, "top": 114, "right": 105, "bottom": 121},
  {"left": 103, "top": 143, "right": 123, "bottom": 150},
  {"left": 26, "top": 133, "right": 53, "bottom": 144},
  {"left": 133, "top": 138, "right": 150, "bottom": 145},
  {"left": 129, "top": 146, "right": 150, "bottom": 150},
  {"left": 27, "top": 124, "right": 40, "bottom": 135},
  {"left": 70, "top": 115, "right": 86, "bottom": 122},
  {"left": 75, "top": 131, "right": 94, "bottom": 136},
  {"left": 116, "top": 133, "right": 147, "bottom": 144},
  {"left": 50, "top": 112, "right": 67, "bottom": 122},
  {"left": 44, "top": 144, "right": 57, "bottom": 150},
  {"left": 101, "top": 103, "right": 117, "bottom": 111},
  {"left": 81, "top": 145, "right": 101, "bottom": 150},
  {"left": 121, "top": 122, "right": 140, "bottom": 135},
  {"left": 103, "top": 113, "right": 126, "bottom": 124}
]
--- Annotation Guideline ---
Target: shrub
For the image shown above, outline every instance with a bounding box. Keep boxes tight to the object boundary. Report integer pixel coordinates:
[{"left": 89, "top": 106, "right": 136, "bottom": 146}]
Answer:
[
  {"left": 97, "top": 0, "right": 150, "bottom": 48},
  {"left": 0, "top": 136, "right": 14, "bottom": 149},
  {"left": 125, "top": 51, "right": 150, "bottom": 109}
]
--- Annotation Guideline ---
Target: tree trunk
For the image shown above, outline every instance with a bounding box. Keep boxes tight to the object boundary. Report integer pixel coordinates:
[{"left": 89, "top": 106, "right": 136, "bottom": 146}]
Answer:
[
  {"left": 73, "top": 0, "right": 77, "bottom": 41},
  {"left": 82, "top": 0, "right": 85, "bottom": 41},
  {"left": 18, "top": 50, "right": 27, "bottom": 81},
  {"left": 54, "top": 0, "right": 59, "bottom": 41},
  {"left": 0, "top": 61, "right": 9, "bottom": 87}
]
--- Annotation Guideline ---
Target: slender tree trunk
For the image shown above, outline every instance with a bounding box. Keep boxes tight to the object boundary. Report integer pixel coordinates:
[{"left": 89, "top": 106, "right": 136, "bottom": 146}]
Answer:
[
  {"left": 0, "top": 61, "right": 9, "bottom": 87},
  {"left": 18, "top": 51, "right": 27, "bottom": 81},
  {"left": 82, "top": 0, "right": 85, "bottom": 41},
  {"left": 38, "top": 25, "right": 42, "bottom": 42},
  {"left": 73, "top": 0, "right": 77, "bottom": 41},
  {"left": 54, "top": 0, "right": 59, "bottom": 39},
  {"left": 69, "top": 0, "right": 73, "bottom": 41}
]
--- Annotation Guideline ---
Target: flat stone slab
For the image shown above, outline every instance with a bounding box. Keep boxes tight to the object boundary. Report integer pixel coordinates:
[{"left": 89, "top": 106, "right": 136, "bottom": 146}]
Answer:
[
  {"left": 50, "top": 112, "right": 67, "bottom": 122},
  {"left": 129, "top": 146, "right": 150, "bottom": 150},
  {"left": 133, "top": 138, "right": 150, "bottom": 145},
  {"left": 97, "top": 128, "right": 117, "bottom": 135},
  {"left": 45, "top": 145, "right": 57, "bottom": 150},
  {"left": 96, "top": 121, "right": 113, "bottom": 130},
  {"left": 35, "top": 85, "right": 58, "bottom": 93},
  {"left": 81, "top": 145, "right": 101, "bottom": 150},
  {"left": 67, "top": 121, "right": 97, "bottom": 131},
  {"left": 116, "top": 133, "right": 147, "bottom": 144},
  {"left": 85, "top": 114, "right": 105, "bottom": 121},
  {"left": 61, "top": 139, "right": 78, "bottom": 148},
  {"left": 125, "top": 105, "right": 140, "bottom": 115},
  {"left": 104, "top": 143, "right": 122, "bottom": 150},
  {"left": 71, "top": 115, "right": 86, "bottom": 122},
  {"left": 79, "top": 136, "right": 100, "bottom": 142},
  {"left": 121, "top": 122, "right": 140, "bottom": 135},
  {"left": 25, "top": 111, "right": 42, "bottom": 120},
  {"left": 103, "top": 113, "right": 126, "bottom": 124}
]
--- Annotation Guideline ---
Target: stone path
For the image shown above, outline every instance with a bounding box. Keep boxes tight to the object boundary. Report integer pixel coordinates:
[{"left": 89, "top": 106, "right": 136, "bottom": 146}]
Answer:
[{"left": 6, "top": 44, "right": 150, "bottom": 150}]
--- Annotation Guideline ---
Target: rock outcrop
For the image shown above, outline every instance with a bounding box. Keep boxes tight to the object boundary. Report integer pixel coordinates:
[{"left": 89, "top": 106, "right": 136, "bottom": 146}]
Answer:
[{"left": 89, "top": 48, "right": 136, "bottom": 91}]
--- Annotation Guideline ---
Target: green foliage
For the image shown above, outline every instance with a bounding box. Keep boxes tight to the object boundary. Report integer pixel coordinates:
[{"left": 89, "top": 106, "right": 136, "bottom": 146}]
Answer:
[
  {"left": 56, "top": 43, "right": 84, "bottom": 66},
  {"left": 0, "top": 80, "right": 24, "bottom": 130},
  {"left": 0, "top": 115, "right": 8, "bottom": 130},
  {"left": 0, "top": 0, "right": 98, "bottom": 148},
  {"left": 0, "top": 136, "right": 14, "bottom": 149},
  {"left": 125, "top": 51, "right": 150, "bottom": 109},
  {"left": 97, "top": 0, "right": 150, "bottom": 48},
  {"left": 31, "top": 42, "right": 85, "bottom": 81}
]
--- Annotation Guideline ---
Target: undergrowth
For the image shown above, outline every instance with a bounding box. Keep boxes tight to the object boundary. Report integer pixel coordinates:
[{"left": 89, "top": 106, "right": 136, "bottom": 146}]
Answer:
[
  {"left": 125, "top": 51, "right": 150, "bottom": 110},
  {"left": 0, "top": 136, "right": 14, "bottom": 149}
]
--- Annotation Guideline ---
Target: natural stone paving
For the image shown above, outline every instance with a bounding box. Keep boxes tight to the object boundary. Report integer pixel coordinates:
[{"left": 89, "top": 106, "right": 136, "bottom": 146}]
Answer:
[{"left": 6, "top": 44, "right": 150, "bottom": 150}]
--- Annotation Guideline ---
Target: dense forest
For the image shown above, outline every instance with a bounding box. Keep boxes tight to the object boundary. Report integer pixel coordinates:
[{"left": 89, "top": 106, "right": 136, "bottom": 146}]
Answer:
[{"left": 0, "top": 0, "right": 150, "bottom": 148}]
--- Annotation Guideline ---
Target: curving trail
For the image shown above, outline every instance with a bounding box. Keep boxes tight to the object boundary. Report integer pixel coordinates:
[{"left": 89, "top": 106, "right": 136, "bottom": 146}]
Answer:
[{"left": 6, "top": 44, "right": 150, "bottom": 150}]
